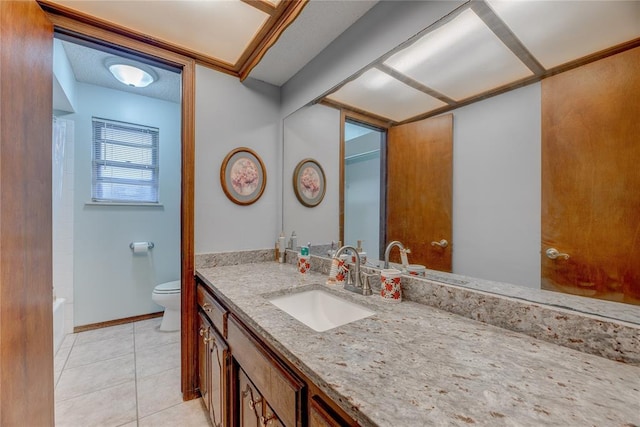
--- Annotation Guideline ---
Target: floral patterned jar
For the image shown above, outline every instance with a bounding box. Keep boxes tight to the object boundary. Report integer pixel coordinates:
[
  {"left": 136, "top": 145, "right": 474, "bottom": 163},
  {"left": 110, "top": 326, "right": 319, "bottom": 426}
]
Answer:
[{"left": 380, "top": 268, "right": 402, "bottom": 303}]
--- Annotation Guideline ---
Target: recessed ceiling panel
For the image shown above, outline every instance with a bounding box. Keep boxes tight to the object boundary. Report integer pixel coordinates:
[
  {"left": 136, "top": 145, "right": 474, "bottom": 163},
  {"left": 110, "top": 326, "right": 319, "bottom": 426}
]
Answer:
[
  {"left": 487, "top": 1, "right": 640, "bottom": 69},
  {"left": 384, "top": 8, "right": 533, "bottom": 101},
  {"left": 51, "top": 0, "right": 269, "bottom": 65},
  {"left": 326, "top": 68, "right": 447, "bottom": 122}
]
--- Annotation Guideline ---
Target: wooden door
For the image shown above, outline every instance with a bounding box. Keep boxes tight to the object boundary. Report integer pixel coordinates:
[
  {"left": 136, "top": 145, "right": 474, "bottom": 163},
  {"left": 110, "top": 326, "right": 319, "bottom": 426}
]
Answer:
[
  {"left": 387, "top": 114, "right": 453, "bottom": 271},
  {"left": 541, "top": 47, "right": 640, "bottom": 305},
  {"left": 0, "top": 1, "right": 54, "bottom": 425}
]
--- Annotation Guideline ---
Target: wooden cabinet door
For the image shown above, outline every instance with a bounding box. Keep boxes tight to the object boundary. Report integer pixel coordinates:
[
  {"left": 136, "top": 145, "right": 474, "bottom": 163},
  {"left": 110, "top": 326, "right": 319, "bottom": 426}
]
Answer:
[
  {"left": 387, "top": 114, "right": 453, "bottom": 271},
  {"left": 309, "top": 397, "right": 345, "bottom": 427},
  {"left": 541, "top": 47, "right": 640, "bottom": 305},
  {"left": 209, "top": 326, "right": 229, "bottom": 427},
  {"left": 239, "top": 369, "right": 262, "bottom": 427},
  {"left": 198, "top": 313, "right": 211, "bottom": 412}
]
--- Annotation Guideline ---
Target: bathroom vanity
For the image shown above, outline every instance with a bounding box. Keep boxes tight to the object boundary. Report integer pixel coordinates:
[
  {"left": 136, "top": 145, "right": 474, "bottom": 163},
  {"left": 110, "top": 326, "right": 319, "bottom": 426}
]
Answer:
[{"left": 194, "top": 261, "right": 640, "bottom": 426}]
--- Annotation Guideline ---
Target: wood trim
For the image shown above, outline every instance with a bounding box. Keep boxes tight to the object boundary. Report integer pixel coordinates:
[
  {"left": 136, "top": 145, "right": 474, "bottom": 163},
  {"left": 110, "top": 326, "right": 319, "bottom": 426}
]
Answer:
[
  {"left": 41, "top": 10, "right": 199, "bottom": 400},
  {"left": 73, "top": 312, "right": 163, "bottom": 333},
  {"left": 470, "top": 1, "right": 545, "bottom": 76},
  {"left": 180, "top": 53, "right": 198, "bottom": 401},
  {"left": 376, "top": 63, "right": 456, "bottom": 105},
  {"left": 237, "top": 0, "right": 309, "bottom": 81},
  {"left": 320, "top": 99, "right": 396, "bottom": 128},
  {"left": 339, "top": 110, "right": 346, "bottom": 244},
  {"left": 242, "top": 0, "right": 278, "bottom": 15}
]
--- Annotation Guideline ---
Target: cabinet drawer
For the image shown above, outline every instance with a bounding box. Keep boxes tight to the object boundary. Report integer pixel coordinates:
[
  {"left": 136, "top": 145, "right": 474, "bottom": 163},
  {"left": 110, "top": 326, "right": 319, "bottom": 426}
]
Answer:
[
  {"left": 228, "top": 315, "right": 304, "bottom": 427},
  {"left": 197, "top": 284, "right": 227, "bottom": 337}
]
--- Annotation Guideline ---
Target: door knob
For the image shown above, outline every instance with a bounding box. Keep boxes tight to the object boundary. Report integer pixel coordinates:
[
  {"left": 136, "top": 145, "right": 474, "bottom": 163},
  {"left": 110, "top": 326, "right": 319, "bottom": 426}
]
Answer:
[
  {"left": 431, "top": 239, "right": 448, "bottom": 248},
  {"left": 546, "top": 248, "right": 569, "bottom": 260}
]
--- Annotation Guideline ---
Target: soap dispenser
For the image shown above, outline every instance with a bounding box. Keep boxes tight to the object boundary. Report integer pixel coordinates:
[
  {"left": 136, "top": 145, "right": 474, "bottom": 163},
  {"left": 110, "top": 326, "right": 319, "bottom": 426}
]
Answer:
[{"left": 356, "top": 240, "right": 367, "bottom": 265}]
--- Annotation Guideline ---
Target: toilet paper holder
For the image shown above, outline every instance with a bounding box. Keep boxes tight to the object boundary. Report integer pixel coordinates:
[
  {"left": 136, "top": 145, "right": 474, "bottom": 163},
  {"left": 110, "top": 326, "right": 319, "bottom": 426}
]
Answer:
[{"left": 130, "top": 241, "right": 155, "bottom": 250}]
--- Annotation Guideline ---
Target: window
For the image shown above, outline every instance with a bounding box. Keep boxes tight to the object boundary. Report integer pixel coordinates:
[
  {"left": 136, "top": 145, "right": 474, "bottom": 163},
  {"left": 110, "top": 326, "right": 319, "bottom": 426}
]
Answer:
[{"left": 92, "top": 117, "right": 159, "bottom": 203}]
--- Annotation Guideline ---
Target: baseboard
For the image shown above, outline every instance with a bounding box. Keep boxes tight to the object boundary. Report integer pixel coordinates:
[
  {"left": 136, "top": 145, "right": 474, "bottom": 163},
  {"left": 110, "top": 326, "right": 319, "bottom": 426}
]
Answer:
[{"left": 74, "top": 311, "right": 163, "bottom": 333}]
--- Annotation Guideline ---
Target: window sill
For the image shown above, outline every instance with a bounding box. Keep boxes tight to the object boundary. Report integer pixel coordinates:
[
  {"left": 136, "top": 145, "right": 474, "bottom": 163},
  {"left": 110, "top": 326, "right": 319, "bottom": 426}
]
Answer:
[{"left": 84, "top": 201, "right": 165, "bottom": 208}]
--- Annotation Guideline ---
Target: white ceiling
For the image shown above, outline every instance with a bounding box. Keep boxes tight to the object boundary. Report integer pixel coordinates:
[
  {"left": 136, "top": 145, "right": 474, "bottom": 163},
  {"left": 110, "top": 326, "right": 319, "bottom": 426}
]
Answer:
[{"left": 55, "top": 0, "right": 378, "bottom": 102}]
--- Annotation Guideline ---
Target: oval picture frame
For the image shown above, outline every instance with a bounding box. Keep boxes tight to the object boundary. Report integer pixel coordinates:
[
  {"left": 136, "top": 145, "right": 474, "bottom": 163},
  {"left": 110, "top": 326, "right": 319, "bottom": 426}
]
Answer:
[
  {"left": 220, "top": 147, "right": 266, "bottom": 206},
  {"left": 293, "top": 158, "right": 326, "bottom": 207}
]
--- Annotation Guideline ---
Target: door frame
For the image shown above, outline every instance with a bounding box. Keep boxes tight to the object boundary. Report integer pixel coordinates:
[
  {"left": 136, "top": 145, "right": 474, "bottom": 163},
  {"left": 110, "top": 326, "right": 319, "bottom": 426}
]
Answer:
[
  {"left": 339, "top": 110, "right": 389, "bottom": 259},
  {"left": 41, "top": 9, "right": 199, "bottom": 399}
]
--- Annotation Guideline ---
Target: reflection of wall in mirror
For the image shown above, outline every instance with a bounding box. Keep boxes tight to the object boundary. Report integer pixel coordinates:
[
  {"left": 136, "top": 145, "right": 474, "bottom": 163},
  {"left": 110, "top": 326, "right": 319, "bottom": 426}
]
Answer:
[{"left": 283, "top": 104, "right": 340, "bottom": 248}]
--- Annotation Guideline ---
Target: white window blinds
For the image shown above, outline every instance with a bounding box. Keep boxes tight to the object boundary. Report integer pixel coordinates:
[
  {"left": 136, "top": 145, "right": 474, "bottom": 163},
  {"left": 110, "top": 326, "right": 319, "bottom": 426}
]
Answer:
[{"left": 92, "top": 117, "right": 159, "bottom": 203}]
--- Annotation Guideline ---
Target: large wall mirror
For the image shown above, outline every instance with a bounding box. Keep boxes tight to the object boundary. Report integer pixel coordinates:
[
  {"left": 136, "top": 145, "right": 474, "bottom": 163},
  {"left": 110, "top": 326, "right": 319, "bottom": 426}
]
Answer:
[{"left": 282, "top": 1, "right": 640, "bottom": 314}]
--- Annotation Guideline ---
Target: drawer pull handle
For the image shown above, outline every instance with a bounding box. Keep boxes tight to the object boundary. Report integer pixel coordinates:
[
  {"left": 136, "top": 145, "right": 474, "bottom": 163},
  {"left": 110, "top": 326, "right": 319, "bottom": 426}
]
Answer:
[
  {"left": 242, "top": 384, "right": 263, "bottom": 411},
  {"left": 202, "top": 302, "right": 213, "bottom": 313},
  {"left": 260, "top": 413, "right": 278, "bottom": 426},
  {"left": 198, "top": 327, "right": 206, "bottom": 337}
]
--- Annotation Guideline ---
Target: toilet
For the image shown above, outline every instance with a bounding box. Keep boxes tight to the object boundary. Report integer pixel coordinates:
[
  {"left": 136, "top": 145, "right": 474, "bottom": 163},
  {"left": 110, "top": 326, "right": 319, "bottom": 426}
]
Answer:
[{"left": 152, "top": 280, "right": 181, "bottom": 331}]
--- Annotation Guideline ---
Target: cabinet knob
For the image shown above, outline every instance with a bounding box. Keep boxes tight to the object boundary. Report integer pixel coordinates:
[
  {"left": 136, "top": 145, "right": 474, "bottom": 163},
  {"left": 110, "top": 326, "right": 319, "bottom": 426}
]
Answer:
[{"left": 202, "top": 302, "right": 212, "bottom": 313}]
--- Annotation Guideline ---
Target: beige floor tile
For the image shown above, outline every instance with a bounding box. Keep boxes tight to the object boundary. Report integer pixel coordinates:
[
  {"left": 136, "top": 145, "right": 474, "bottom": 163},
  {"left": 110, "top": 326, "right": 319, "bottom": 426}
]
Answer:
[
  {"left": 55, "top": 381, "right": 136, "bottom": 427},
  {"left": 134, "top": 316, "right": 163, "bottom": 332},
  {"left": 58, "top": 333, "right": 77, "bottom": 352},
  {"left": 56, "top": 353, "right": 135, "bottom": 402},
  {"left": 54, "top": 343, "right": 73, "bottom": 374},
  {"left": 75, "top": 323, "right": 133, "bottom": 345},
  {"left": 135, "top": 341, "right": 181, "bottom": 380},
  {"left": 134, "top": 322, "right": 180, "bottom": 352},
  {"left": 66, "top": 333, "right": 134, "bottom": 369},
  {"left": 136, "top": 366, "right": 183, "bottom": 418},
  {"left": 117, "top": 422, "right": 138, "bottom": 427},
  {"left": 138, "top": 398, "right": 211, "bottom": 427}
]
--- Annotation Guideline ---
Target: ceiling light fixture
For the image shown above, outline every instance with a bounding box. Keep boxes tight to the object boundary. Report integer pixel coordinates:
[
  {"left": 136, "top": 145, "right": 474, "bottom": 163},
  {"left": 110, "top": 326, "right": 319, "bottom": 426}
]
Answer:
[{"left": 105, "top": 58, "right": 158, "bottom": 88}]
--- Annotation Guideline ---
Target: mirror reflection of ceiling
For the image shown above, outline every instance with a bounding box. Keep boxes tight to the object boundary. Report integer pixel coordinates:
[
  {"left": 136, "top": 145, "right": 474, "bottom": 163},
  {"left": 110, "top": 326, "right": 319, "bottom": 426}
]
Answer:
[
  {"left": 39, "top": 0, "right": 377, "bottom": 85},
  {"left": 324, "top": 1, "right": 640, "bottom": 124}
]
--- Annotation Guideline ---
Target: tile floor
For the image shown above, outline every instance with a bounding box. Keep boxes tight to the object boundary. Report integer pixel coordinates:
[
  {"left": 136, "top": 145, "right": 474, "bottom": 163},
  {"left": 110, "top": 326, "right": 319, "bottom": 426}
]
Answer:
[{"left": 54, "top": 317, "right": 211, "bottom": 427}]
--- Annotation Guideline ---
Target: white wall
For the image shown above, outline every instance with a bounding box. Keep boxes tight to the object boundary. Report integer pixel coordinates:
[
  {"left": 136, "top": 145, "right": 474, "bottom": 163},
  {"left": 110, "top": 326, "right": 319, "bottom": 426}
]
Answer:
[
  {"left": 282, "top": 104, "right": 340, "bottom": 248},
  {"left": 195, "top": 67, "right": 281, "bottom": 253},
  {"left": 451, "top": 83, "right": 542, "bottom": 288},
  {"left": 71, "top": 82, "right": 181, "bottom": 326}
]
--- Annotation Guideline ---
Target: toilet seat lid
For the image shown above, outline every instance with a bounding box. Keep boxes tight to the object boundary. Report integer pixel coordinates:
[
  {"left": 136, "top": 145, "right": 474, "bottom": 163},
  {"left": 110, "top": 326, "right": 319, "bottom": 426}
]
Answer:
[{"left": 155, "top": 280, "right": 181, "bottom": 294}]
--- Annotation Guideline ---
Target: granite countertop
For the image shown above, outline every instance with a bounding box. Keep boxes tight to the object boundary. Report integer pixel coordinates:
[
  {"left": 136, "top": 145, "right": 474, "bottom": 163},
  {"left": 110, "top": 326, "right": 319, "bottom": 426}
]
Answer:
[{"left": 196, "top": 262, "right": 640, "bottom": 427}]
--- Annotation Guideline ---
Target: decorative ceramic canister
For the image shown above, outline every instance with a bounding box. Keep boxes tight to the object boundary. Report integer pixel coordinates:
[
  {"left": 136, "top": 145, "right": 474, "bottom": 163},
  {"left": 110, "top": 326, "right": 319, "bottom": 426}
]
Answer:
[
  {"left": 336, "top": 254, "right": 350, "bottom": 285},
  {"left": 298, "top": 254, "right": 310, "bottom": 279},
  {"left": 406, "top": 264, "right": 426, "bottom": 277},
  {"left": 380, "top": 268, "right": 402, "bottom": 303}
]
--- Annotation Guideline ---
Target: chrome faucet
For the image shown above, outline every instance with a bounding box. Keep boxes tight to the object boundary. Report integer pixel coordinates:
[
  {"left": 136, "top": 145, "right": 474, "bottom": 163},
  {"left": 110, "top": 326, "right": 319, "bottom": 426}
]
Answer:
[
  {"left": 384, "top": 240, "right": 405, "bottom": 269},
  {"left": 334, "top": 245, "right": 372, "bottom": 296}
]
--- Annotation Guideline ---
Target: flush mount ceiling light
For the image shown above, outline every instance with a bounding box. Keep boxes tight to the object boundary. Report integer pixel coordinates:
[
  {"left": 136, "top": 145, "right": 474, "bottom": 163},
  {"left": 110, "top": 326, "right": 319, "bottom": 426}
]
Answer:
[{"left": 105, "top": 58, "right": 158, "bottom": 88}]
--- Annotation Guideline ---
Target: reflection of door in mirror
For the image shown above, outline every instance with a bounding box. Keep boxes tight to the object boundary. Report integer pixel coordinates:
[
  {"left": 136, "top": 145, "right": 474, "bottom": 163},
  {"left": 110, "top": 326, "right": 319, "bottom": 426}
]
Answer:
[
  {"left": 387, "top": 114, "right": 453, "bottom": 272},
  {"left": 342, "top": 119, "right": 386, "bottom": 259},
  {"left": 542, "top": 47, "right": 640, "bottom": 306}
]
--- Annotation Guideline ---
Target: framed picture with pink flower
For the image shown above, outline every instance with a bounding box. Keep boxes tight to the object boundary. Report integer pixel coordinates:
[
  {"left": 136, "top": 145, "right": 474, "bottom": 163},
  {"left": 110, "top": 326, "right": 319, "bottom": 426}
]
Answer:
[
  {"left": 220, "top": 147, "right": 266, "bottom": 205},
  {"left": 293, "top": 158, "right": 326, "bottom": 207}
]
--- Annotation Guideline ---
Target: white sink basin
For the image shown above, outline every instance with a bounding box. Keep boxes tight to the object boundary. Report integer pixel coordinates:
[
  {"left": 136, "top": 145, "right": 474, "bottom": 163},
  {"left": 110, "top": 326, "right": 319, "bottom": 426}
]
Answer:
[{"left": 269, "top": 289, "right": 375, "bottom": 332}]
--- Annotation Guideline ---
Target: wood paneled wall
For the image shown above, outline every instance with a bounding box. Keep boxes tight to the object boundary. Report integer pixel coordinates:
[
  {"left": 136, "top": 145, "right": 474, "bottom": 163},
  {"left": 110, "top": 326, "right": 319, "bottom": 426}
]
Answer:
[{"left": 0, "top": 1, "right": 54, "bottom": 424}]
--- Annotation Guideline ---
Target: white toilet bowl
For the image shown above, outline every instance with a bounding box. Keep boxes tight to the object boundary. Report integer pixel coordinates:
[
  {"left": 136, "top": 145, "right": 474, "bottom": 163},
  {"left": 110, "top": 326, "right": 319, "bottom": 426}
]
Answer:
[{"left": 152, "top": 280, "right": 181, "bottom": 331}]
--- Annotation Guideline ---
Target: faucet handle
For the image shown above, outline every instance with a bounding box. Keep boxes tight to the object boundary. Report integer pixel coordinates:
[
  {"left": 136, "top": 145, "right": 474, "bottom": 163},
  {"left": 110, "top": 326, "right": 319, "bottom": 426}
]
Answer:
[{"left": 360, "top": 271, "right": 378, "bottom": 296}]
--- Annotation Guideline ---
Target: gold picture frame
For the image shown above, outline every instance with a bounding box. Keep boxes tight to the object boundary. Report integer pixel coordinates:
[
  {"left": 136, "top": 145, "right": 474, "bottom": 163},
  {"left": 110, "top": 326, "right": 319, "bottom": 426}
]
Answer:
[
  {"left": 293, "top": 158, "right": 326, "bottom": 207},
  {"left": 220, "top": 147, "right": 266, "bottom": 205}
]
